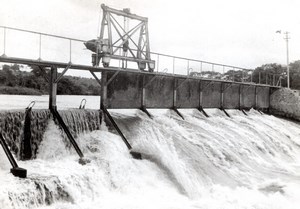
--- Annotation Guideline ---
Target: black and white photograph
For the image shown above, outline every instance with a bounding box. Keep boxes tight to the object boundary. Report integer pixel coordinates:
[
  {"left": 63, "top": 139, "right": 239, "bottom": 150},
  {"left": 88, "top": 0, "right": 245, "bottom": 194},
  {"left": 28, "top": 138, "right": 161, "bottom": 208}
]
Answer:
[{"left": 0, "top": 0, "right": 300, "bottom": 208}]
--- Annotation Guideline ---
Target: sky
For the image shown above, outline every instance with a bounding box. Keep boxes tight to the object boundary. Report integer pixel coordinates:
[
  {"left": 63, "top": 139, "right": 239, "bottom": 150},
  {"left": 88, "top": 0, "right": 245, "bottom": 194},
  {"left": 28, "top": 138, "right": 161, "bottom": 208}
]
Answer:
[{"left": 0, "top": 0, "right": 300, "bottom": 75}]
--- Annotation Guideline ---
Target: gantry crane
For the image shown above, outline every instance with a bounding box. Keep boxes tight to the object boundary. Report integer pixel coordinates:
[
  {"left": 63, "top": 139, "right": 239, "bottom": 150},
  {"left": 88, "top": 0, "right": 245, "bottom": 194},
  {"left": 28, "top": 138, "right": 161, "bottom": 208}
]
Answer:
[{"left": 84, "top": 4, "right": 155, "bottom": 72}]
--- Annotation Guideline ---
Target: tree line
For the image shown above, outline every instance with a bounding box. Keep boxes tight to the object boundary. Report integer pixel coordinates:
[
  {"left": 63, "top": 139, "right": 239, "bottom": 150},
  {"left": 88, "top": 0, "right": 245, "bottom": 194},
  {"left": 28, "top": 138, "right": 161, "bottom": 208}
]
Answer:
[
  {"left": 0, "top": 64, "right": 100, "bottom": 95},
  {"left": 190, "top": 60, "right": 300, "bottom": 89}
]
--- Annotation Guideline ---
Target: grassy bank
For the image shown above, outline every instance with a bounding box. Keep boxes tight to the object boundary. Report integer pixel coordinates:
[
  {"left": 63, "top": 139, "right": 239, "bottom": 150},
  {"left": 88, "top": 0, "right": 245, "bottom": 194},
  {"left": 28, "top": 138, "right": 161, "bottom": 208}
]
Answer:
[{"left": 0, "top": 86, "right": 43, "bottom": 95}]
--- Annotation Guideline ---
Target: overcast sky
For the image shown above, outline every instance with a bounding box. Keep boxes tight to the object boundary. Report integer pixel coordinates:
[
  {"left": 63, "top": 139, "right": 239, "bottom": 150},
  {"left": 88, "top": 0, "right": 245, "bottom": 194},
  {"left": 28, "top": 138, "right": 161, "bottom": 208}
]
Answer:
[{"left": 0, "top": 0, "right": 300, "bottom": 73}]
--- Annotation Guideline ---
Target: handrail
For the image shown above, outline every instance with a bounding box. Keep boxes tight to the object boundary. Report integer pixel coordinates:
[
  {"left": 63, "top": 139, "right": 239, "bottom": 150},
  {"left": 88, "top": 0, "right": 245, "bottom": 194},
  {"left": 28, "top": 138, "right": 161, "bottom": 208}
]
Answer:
[
  {"left": 0, "top": 25, "right": 250, "bottom": 71},
  {"left": 0, "top": 25, "right": 86, "bottom": 43},
  {"left": 0, "top": 25, "right": 284, "bottom": 87}
]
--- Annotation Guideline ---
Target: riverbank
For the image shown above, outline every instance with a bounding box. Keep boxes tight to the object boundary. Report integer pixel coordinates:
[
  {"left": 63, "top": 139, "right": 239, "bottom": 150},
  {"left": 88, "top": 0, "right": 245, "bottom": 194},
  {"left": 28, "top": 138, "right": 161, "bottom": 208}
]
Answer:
[{"left": 0, "top": 86, "right": 43, "bottom": 95}]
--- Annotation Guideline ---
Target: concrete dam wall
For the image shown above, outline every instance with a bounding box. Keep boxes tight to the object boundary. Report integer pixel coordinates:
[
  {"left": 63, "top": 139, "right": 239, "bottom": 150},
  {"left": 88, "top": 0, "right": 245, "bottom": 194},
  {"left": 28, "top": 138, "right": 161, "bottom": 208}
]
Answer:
[{"left": 103, "top": 71, "right": 271, "bottom": 110}]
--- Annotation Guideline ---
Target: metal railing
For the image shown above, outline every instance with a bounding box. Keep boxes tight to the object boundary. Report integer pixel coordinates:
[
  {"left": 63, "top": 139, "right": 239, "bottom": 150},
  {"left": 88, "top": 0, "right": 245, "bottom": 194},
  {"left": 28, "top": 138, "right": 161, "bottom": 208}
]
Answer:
[{"left": 0, "top": 25, "right": 283, "bottom": 86}]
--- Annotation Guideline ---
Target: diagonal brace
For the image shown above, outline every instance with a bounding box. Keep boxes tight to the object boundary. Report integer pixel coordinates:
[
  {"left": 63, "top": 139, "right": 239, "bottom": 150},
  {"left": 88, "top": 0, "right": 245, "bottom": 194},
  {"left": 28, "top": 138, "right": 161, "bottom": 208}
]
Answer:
[{"left": 54, "top": 63, "right": 71, "bottom": 83}]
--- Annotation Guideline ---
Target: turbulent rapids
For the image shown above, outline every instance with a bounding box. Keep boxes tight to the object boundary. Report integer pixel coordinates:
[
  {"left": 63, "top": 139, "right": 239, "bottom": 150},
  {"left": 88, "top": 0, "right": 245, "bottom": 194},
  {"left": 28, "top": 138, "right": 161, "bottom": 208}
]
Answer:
[{"left": 1, "top": 108, "right": 300, "bottom": 209}]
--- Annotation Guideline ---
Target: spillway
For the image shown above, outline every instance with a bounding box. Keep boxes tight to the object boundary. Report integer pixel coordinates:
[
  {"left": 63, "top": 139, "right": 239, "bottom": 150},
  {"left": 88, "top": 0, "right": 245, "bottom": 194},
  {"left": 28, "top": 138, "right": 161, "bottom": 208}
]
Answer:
[{"left": 1, "top": 109, "right": 300, "bottom": 209}]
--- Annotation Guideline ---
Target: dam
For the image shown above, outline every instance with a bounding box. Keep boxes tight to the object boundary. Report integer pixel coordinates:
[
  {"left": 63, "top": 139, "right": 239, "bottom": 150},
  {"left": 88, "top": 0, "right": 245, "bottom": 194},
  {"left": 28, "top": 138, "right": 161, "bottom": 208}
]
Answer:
[{"left": 0, "top": 4, "right": 299, "bottom": 209}]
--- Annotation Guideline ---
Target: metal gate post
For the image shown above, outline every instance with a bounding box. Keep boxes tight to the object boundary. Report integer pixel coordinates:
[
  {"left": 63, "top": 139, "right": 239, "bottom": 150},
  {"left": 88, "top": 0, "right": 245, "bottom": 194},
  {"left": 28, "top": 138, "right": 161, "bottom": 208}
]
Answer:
[{"left": 49, "top": 66, "right": 57, "bottom": 109}]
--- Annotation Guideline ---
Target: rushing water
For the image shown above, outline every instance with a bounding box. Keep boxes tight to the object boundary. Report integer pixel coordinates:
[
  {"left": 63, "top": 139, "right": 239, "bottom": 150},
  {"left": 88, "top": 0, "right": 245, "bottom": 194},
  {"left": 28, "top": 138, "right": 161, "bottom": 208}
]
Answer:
[{"left": 0, "top": 96, "right": 300, "bottom": 209}]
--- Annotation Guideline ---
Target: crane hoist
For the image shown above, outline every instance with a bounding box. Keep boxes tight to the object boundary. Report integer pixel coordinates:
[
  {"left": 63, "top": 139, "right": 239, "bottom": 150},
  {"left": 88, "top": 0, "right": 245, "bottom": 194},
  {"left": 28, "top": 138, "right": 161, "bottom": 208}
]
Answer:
[{"left": 84, "top": 4, "right": 155, "bottom": 72}]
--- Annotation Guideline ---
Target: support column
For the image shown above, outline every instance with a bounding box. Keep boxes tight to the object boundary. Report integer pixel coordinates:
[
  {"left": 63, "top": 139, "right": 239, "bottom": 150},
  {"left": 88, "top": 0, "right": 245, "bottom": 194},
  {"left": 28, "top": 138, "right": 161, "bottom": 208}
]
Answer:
[
  {"left": 101, "top": 71, "right": 108, "bottom": 109},
  {"left": 255, "top": 86, "right": 258, "bottom": 109},
  {"left": 173, "top": 78, "right": 177, "bottom": 108},
  {"left": 239, "top": 85, "right": 242, "bottom": 109},
  {"left": 199, "top": 80, "right": 202, "bottom": 108},
  {"left": 141, "top": 75, "right": 146, "bottom": 108},
  {"left": 140, "top": 75, "right": 152, "bottom": 118},
  {"left": 172, "top": 78, "right": 184, "bottom": 120},
  {"left": 49, "top": 66, "right": 57, "bottom": 109},
  {"left": 220, "top": 83, "right": 224, "bottom": 109}
]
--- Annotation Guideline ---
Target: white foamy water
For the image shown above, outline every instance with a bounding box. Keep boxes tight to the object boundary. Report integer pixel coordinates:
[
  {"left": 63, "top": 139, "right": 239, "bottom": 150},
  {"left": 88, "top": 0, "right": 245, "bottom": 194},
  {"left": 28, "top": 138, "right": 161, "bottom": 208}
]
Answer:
[{"left": 1, "top": 99, "right": 300, "bottom": 208}]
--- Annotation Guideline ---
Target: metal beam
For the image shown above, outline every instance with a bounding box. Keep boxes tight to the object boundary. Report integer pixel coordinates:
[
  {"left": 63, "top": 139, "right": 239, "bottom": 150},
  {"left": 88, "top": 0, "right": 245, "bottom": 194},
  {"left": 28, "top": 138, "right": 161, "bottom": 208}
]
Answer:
[
  {"left": 107, "top": 71, "right": 120, "bottom": 86},
  {"left": 54, "top": 64, "right": 71, "bottom": 83},
  {"left": 198, "top": 107, "right": 209, "bottom": 117},
  {"left": 101, "top": 71, "right": 108, "bottom": 108},
  {"left": 201, "top": 81, "right": 213, "bottom": 91},
  {"left": 144, "top": 74, "right": 159, "bottom": 88},
  {"left": 110, "top": 14, "right": 143, "bottom": 58},
  {"left": 176, "top": 78, "right": 190, "bottom": 90},
  {"left": 222, "top": 83, "right": 233, "bottom": 93},
  {"left": 220, "top": 107, "right": 231, "bottom": 117},
  {"left": 37, "top": 66, "right": 49, "bottom": 83},
  {"left": 140, "top": 106, "right": 153, "bottom": 119},
  {"left": 173, "top": 78, "right": 178, "bottom": 108},
  {"left": 101, "top": 4, "right": 148, "bottom": 21},
  {"left": 241, "top": 109, "right": 248, "bottom": 116},
  {"left": 0, "top": 133, "right": 27, "bottom": 178},
  {"left": 112, "top": 22, "right": 144, "bottom": 55},
  {"left": 50, "top": 108, "right": 84, "bottom": 158},
  {"left": 89, "top": 70, "right": 101, "bottom": 86},
  {"left": 49, "top": 66, "right": 57, "bottom": 109},
  {"left": 172, "top": 107, "right": 184, "bottom": 120},
  {"left": 239, "top": 84, "right": 242, "bottom": 109},
  {"left": 101, "top": 105, "right": 142, "bottom": 159}
]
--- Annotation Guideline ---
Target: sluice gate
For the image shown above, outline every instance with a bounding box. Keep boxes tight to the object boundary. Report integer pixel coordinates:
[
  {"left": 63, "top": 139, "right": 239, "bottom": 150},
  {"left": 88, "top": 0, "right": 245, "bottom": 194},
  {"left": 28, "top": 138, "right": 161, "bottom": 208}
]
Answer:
[{"left": 102, "top": 70, "right": 272, "bottom": 111}]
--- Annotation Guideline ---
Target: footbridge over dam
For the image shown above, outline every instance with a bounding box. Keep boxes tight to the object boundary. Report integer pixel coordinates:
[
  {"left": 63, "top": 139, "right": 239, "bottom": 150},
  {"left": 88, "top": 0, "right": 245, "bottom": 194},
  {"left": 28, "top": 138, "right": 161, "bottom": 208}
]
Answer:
[{"left": 0, "top": 54, "right": 276, "bottom": 112}]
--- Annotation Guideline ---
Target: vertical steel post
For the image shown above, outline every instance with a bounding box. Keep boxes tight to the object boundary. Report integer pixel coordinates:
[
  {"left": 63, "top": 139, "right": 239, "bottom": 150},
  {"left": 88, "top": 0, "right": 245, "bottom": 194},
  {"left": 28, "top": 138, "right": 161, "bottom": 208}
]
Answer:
[
  {"left": 157, "top": 54, "right": 159, "bottom": 72},
  {"left": 187, "top": 60, "right": 190, "bottom": 76},
  {"left": 239, "top": 85, "right": 242, "bottom": 109},
  {"left": 141, "top": 75, "right": 146, "bottom": 108},
  {"left": 259, "top": 72, "right": 261, "bottom": 84},
  {"left": 69, "top": 40, "right": 72, "bottom": 63},
  {"left": 255, "top": 86, "right": 258, "bottom": 109},
  {"left": 241, "top": 70, "right": 244, "bottom": 83},
  {"left": 3, "top": 27, "right": 6, "bottom": 56},
  {"left": 173, "top": 78, "right": 177, "bottom": 108},
  {"left": 118, "top": 48, "right": 121, "bottom": 68},
  {"left": 273, "top": 74, "right": 275, "bottom": 86},
  {"left": 101, "top": 71, "right": 108, "bottom": 109},
  {"left": 285, "top": 32, "right": 290, "bottom": 88},
  {"left": 200, "top": 62, "right": 202, "bottom": 73},
  {"left": 49, "top": 66, "right": 58, "bottom": 109},
  {"left": 199, "top": 80, "right": 202, "bottom": 108},
  {"left": 38, "top": 33, "right": 42, "bottom": 60},
  {"left": 220, "top": 82, "right": 224, "bottom": 109},
  {"left": 172, "top": 57, "right": 175, "bottom": 74}
]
